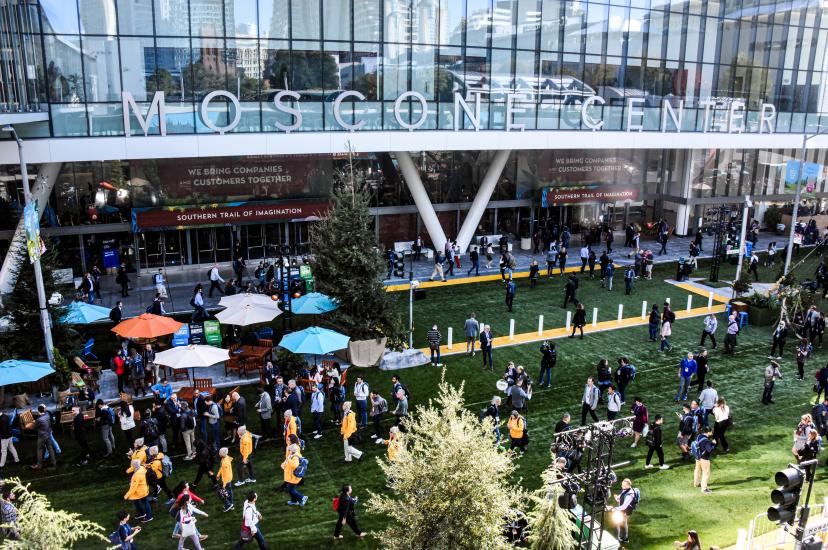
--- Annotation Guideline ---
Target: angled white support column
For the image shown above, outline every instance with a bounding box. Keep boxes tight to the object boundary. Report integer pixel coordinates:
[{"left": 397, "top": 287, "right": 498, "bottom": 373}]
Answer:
[
  {"left": 396, "top": 151, "right": 447, "bottom": 250},
  {"left": 0, "top": 162, "right": 62, "bottom": 295},
  {"left": 456, "top": 149, "right": 511, "bottom": 252}
]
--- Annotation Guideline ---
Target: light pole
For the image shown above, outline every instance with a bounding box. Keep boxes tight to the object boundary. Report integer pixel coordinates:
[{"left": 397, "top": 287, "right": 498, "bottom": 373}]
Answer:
[
  {"left": 783, "top": 128, "right": 828, "bottom": 276},
  {"left": 3, "top": 125, "right": 55, "bottom": 365},
  {"left": 733, "top": 195, "right": 752, "bottom": 299}
]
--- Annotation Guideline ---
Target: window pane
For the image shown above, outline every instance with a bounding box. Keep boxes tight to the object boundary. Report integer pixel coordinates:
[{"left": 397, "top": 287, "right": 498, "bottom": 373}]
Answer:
[
  {"left": 155, "top": 37, "right": 191, "bottom": 100},
  {"left": 119, "top": 36, "right": 155, "bottom": 99},
  {"left": 627, "top": 8, "right": 646, "bottom": 57},
  {"left": 607, "top": 6, "right": 628, "bottom": 57},
  {"left": 355, "top": 0, "right": 381, "bottom": 41},
  {"left": 82, "top": 36, "right": 121, "bottom": 101},
  {"left": 79, "top": 0, "right": 117, "bottom": 35},
  {"left": 258, "top": 0, "right": 289, "bottom": 38},
  {"left": 44, "top": 35, "right": 85, "bottom": 102},
  {"left": 564, "top": 2, "right": 585, "bottom": 53},
  {"left": 352, "top": 44, "right": 380, "bottom": 100},
  {"left": 467, "top": 0, "right": 491, "bottom": 47},
  {"left": 117, "top": 0, "right": 154, "bottom": 35},
  {"left": 585, "top": 3, "right": 607, "bottom": 56},
  {"left": 191, "top": 38, "right": 228, "bottom": 96},
  {"left": 324, "top": 0, "right": 351, "bottom": 41},
  {"left": 154, "top": 0, "right": 190, "bottom": 36},
  {"left": 383, "top": 42, "right": 409, "bottom": 100},
  {"left": 666, "top": 12, "right": 683, "bottom": 59},
  {"left": 685, "top": 15, "right": 701, "bottom": 62},
  {"left": 191, "top": 0, "right": 225, "bottom": 37},
  {"left": 226, "top": 0, "right": 259, "bottom": 37},
  {"left": 491, "top": 1, "right": 515, "bottom": 49},
  {"left": 516, "top": 0, "right": 540, "bottom": 50},
  {"left": 413, "top": 0, "right": 440, "bottom": 44},
  {"left": 293, "top": 0, "right": 321, "bottom": 39},
  {"left": 647, "top": 10, "right": 664, "bottom": 58},
  {"left": 40, "top": 0, "right": 79, "bottom": 34},
  {"left": 227, "top": 39, "right": 261, "bottom": 100},
  {"left": 540, "top": 0, "right": 561, "bottom": 51},
  {"left": 440, "top": 0, "right": 464, "bottom": 45}
]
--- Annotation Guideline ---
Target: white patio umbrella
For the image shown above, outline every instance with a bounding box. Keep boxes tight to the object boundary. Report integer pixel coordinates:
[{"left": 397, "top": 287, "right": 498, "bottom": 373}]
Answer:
[
  {"left": 153, "top": 344, "right": 231, "bottom": 381},
  {"left": 215, "top": 302, "right": 283, "bottom": 327},
  {"left": 218, "top": 293, "right": 280, "bottom": 308}
]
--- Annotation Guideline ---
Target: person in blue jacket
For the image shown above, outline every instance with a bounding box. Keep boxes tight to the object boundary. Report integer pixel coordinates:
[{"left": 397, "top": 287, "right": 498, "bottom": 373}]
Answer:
[{"left": 675, "top": 352, "right": 697, "bottom": 402}]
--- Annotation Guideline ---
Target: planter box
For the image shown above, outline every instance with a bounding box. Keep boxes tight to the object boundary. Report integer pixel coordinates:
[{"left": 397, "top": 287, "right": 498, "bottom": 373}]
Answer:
[{"left": 747, "top": 305, "right": 776, "bottom": 326}]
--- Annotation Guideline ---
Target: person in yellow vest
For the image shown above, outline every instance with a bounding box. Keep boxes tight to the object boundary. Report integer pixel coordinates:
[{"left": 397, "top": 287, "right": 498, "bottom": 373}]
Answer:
[
  {"left": 234, "top": 426, "right": 256, "bottom": 487},
  {"left": 283, "top": 410, "right": 297, "bottom": 450},
  {"left": 147, "top": 446, "right": 173, "bottom": 503},
  {"left": 376, "top": 426, "right": 402, "bottom": 461},
  {"left": 340, "top": 402, "right": 363, "bottom": 463},
  {"left": 281, "top": 443, "right": 307, "bottom": 506},
  {"left": 507, "top": 410, "right": 527, "bottom": 454},
  {"left": 217, "top": 447, "right": 234, "bottom": 512},
  {"left": 123, "top": 459, "right": 153, "bottom": 522},
  {"left": 126, "top": 438, "right": 147, "bottom": 474}
]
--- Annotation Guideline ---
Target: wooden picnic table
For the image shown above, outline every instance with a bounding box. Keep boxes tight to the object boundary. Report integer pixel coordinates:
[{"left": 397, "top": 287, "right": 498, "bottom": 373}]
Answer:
[{"left": 235, "top": 345, "right": 272, "bottom": 362}]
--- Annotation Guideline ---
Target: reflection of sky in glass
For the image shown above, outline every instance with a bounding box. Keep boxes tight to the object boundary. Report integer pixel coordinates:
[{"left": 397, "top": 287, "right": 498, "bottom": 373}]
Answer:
[{"left": 41, "top": 0, "right": 79, "bottom": 34}]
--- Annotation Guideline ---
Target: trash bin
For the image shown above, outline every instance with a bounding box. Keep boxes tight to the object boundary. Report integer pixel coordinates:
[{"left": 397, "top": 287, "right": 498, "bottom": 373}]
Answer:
[{"left": 675, "top": 257, "right": 686, "bottom": 281}]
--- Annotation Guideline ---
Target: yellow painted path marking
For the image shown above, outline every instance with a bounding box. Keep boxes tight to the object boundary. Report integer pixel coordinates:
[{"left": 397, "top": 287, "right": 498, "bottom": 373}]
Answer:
[{"left": 387, "top": 264, "right": 597, "bottom": 292}]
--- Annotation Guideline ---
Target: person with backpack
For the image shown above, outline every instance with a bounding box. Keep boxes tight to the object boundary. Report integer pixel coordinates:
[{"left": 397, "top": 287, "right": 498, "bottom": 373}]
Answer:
[
  {"left": 96, "top": 399, "right": 116, "bottom": 458},
  {"left": 281, "top": 443, "right": 307, "bottom": 506},
  {"left": 505, "top": 279, "right": 516, "bottom": 312},
  {"left": 507, "top": 410, "right": 528, "bottom": 454},
  {"left": 128, "top": 350, "right": 146, "bottom": 397},
  {"left": 147, "top": 446, "right": 173, "bottom": 504},
  {"left": 724, "top": 313, "right": 739, "bottom": 355},
  {"left": 369, "top": 391, "right": 387, "bottom": 441},
  {"left": 113, "top": 510, "right": 141, "bottom": 549},
  {"left": 612, "top": 478, "right": 639, "bottom": 544},
  {"left": 700, "top": 313, "right": 718, "bottom": 349},
  {"left": 234, "top": 491, "right": 266, "bottom": 549},
  {"left": 692, "top": 426, "right": 716, "bottom": 494},
  {"left": 538, "top": 342, "right": 556, "bottom": 388},
  {"left": 698, "top": 382, "right": 718, "bottom": 428},
  {"left": 191, "top": 439, "right": 217, "bottom": 490},
  {"left": 644, "top": 414, "right": 668, "bottom": 469},
  {"left": 614, "top": 357, "right": 635, "bottom": 403},
  {"left": 580, "top": 377, "right": 600, "bottom": 426},
  {"left": 234, "top": 426, "right": 256, "bottom": 487},
  {"left": 427, "top": 325, "right": 442, "bottom": 367},
  {"left": 180, "top": 402, "right": 197, "bottom": 461},
  {"left": 675, "top": 352, "right": 697, "bottom": 402},
  {"left": 311, "top": 385, "right": 326, "bottom": 440},
  {"left": 676, "top": 404, "right": 696, "bottom": 460},
  {"left": 606, "top": 386, "right": 622, "bottom": 420},
  {"left": 217, "top": 447, "right": 234, "bottom": 512},
  {"left": 340, "top": 402, "right": 363, "bottom": 463},
  {"left": 333, "top": 484, "right": 366, "bottom": 539}
]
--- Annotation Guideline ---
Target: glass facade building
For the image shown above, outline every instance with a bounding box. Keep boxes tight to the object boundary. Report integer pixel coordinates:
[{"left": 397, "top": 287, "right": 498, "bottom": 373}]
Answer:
[{"left": 22, "top": 0, "right": 828, "bottom": 137}]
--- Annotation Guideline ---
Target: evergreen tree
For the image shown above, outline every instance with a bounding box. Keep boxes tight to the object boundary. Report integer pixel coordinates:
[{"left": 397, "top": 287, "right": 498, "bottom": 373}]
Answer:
[
  {"left": 0, "top": 236, "right": 78, "bottom": 361},
  {"left": 368, "top": 376, "right": 524, "bottom": 550},
  {"left": 309, "top": 187, "right": 400, "bottom": 342},
  {"left": 0, "top": 478, "right": 108, "bottom": 549},
  {"left": 526, "top": 465, "right": 577, "bottom": 550}
]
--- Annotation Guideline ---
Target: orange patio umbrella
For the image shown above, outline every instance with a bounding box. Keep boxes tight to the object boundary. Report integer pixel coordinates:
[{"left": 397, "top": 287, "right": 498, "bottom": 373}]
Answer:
[{"left": 111, "top": 313, "right": 184, "bottom": 339}]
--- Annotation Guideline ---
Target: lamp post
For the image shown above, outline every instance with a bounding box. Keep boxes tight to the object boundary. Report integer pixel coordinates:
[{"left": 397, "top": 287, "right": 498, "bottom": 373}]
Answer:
[
  {"left": 732, "top": 195, "right": 752, "bottom": 299},
  {"left": 3, "top": 125, "right": 54, "bottom": 365}
]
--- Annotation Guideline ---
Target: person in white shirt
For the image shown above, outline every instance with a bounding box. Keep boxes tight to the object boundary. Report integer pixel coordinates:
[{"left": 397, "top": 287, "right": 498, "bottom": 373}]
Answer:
[
  {"left": 353, "top": 377, "right": 370, "bottom": 429},
  {"left": 698, "top": 381, "right": 718, "bottom": 428},
  {"left": 208, "top": 264, "right": 225, "bottom": 297},
  {"left": 711, "top": 397, "right": 731, "bottom": 453},
  {"left": 153, "top": 268, "right": 167, "bottom": 298},
  {"left": 235, "top": 491, "right": 265, "bottom": 549},
  {"left": 700, "top": 314, "right": 718, "bottom": 349},
  {"left": 579, "top": 245, "right": 589, "bottom": 273},
  {"left": 310, "top": 385, "right": 325, "bottom": 439},
  {"left": 607, "top": 385, "right": 622, "bottom": 420}
]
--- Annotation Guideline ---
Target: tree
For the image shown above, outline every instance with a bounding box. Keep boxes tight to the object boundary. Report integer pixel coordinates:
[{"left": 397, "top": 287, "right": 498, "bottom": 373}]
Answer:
[
  {"left": 308, "top": 184, "right": 401, "bottom": 342},
  {"left": 0, "top": 478, "right": 108, "bottom": 549},
  {"left": 525, "top": 465, "right": 577, "bottom": 550},
  {"left": 0, "top": 238, "right": 79, "bottom": 361},
  {"left": 367, "top": 376, "right": 524, "bottom": 550}
]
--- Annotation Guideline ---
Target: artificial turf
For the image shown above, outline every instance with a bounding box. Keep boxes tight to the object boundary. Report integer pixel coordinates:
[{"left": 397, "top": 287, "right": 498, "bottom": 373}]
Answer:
[{"left": 11, "top": 266, "right": 825, "bottom": 549}]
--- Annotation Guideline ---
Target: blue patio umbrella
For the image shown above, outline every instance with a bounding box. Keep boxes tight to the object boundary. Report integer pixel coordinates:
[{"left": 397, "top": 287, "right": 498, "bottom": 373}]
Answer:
[
  {"left": 59, "top": 301, "right": 111, "bottom": 324},
  {"left": 278, "top": 326, "right": 350, "bottom": 357},
  {"left": 289, "top": 292, "right": 339, "bottom": 315},
  {"left": 0, "top": 360, "right": 54, "bottom": 386}
]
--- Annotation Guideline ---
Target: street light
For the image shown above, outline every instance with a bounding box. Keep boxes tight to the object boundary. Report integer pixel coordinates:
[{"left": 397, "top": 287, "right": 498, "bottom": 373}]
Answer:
[
  {"left": 783, "top": 127, "right": 828, "bottom": 276},
  {"left": 2, "top": 125, "right": 55, "bottom": 365}
]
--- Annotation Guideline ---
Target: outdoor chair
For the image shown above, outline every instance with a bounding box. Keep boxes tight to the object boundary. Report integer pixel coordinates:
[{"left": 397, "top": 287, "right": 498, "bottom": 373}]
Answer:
[
  {"left": 81, "top": 338, "right": 97, "bottom": 361},
  {"left": 17, "top": 409, "right": 36, "bottom": 437},
  {"left": 257, "top": 338, "right": 273, "bottom": 349},
  {"left": 224, "top": 357, "right": 243, "bottom": 378},
  {"left": 171, "top": 368, "right": 190, "bottom": 383},
  {"left": 59, "top": 411, "right": 74, "bottom": 433}
]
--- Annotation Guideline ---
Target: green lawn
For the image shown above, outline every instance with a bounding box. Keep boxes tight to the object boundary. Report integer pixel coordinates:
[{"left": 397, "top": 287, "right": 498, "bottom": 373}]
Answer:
[{"left": 16, "top": 298, "right": 825, "bottom": 549}]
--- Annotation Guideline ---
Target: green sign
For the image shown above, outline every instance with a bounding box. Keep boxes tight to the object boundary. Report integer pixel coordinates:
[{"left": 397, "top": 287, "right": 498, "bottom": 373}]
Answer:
[
  {"left": 203, "top": 320, "right": 222, "bottom": 346},
  {"left": 299, "top": 265, "right": 312, "bottom": 279}
]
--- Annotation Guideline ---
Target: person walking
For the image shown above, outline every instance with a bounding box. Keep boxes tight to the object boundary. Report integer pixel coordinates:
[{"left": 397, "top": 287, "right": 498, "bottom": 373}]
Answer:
[
  {"left": 281, "top": 443, "right": 307, "bottom": 506},
  {"left": 612, "top": 478, "right": 637, "bottom": 544},
  {"left": 606, "top": 386, "right": 622, "bottom": 420},
  {"left": 563, "top": 274, "right": 578, "bottom": 307},
  {"left": 175, "top": 493, "right": 207, "bottom": 550},
  {"left": 700, "top": 314, "right": 718, "bottom": 349},
  {"left": 124, "top": 459, "right": 152, "bottom": 522},
  {"left": 815, "top": 363, "right": 828, "bottom": 402},
  {"left": 72, "top": 406, "right": 90, "bottom": 465},
  {"left": 341, "top": 402, "right": 363, "bottom": 463},
  {"left": 505, "top": 279, "right": 516, "bottom": 312},
  {"left": 217, "top": 447, "right": 234, "bottom": 512},
  {"left": 0, "top": 411, "right": 17, "bottom": 472},
  {"left": 724, "top": 313, "right": 739, "bottom": 355},
  {"left": 353, "top": 376, "right": 370, "bottom": 429},
  {"left": 624, "top": 265, "right": 635, "bottom": 295},
  {"left": 698, "top": 381, "right": 718, "bottom": 428},
  {"left": 558, "top": 247, "right": 568, "bottom": 275},
  {"left": 467, "top": 246, "right": 480, "bottom": 276},
  {"left": 762, "top": 360, "right": 783, "bottom": 404},
  {"left": 711, "top": 397, "right": 731, "bottom": 453},
  {"left": 234, "top": 426, "right": 256, "bottom": 486},
  {"left": 153, "top": 268, "right": 167, "bottom": 298},
  {"left": 480, "top": 325, "right": 494, "bottom": 370},
  {"left": 675, "top": 352, "right": 697, "bottom": 402},
  {"left": 694, "top": 349, "right": 710, "bottom": 392},
  {"left": 692, "top": 427, "right": 716, "bottom": 494},
  {"left": 192, "top": 439, "right": 217, "bottom": 489},
  {"left": 109, "top": 301, "right": 123, "bottom": 324},
  {"left": 94, "top": 400, "right": 116, "bottom": 458},
  {"left": 546, "top": 245, "right": 557, "bottom": 277},
  {"left": 114, "top": 510, "right": 141, "bottom": 549},
  {"left": 507, "top": 410, "right": 528, "bottom": 454},
  {"left": 647, "top": 304, "right": 660, "bottom": 342},
  {"left": 570, "top": 303, "right": 586, "bottom": 339},
  {"left": 630, "top": 397, "right": 649, "bottom": 448},
  {"left": 334, "top": 485, "right": 367, "bottom": 539},
  {"left": 482, "top": 397, "right": 502, "bottom": 443},
  {"left": 749, "top": 251, "right": 760, "bottom": 281},
  {"left": 191, "top": 286, "right": 206, "bottom": 322},
  {"left": 579, "top": 245, "right": 589, "bottom": 273},
  {"left": 208, "top": 264, "right": 225, "bottom": 297},
  {"left": 115, "top": 264, "right": 129, "bottom": 298},
  {"left": 234, "top": 491, "right": 267, "bottom": 549},
  {"left": 31, "top": 405, "right": 56, "bottom": 470},
  {"left": 426, "top": 325, "right": 442, "bottom": 367},
  {"left": 369, "top": 391, "right": 388, "bottom": 441},
  {"left": 464, "top": 313, "right": 480, "bottom": 356},
  {"left": 311, "top": 385, "right": 325, "bottom": 439},
  {"left": 660, "top": 318, "right": 673, "bottom": 352},
  {"left": 580, "top": 377, "right": 600, "bottom": 425},
  {"left": 615, "top": 357, "right": 635, "bottom": 402},
  {"left": 796, "top": 338, "right": 810, "bottom": 380},
  {"left": 538, "top": 341, "right": 556, "bottom": 388},
  {"left": 644, "top": 414, "right": 668, "bottom": 469}
]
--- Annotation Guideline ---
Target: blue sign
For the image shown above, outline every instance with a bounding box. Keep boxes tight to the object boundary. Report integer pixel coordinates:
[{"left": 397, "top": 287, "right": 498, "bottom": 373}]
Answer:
[
  {"left": 744, "top": 240, "right": 753, "bottom": 259},
  {"left": 103, "top": 248, "right": 120, "bottom": 269},
  {"left": 189, "top": 322, "right": 205, "bottom": 345},
  {"left": 171, "top": 324, "right": 190, "bottom": 347}
]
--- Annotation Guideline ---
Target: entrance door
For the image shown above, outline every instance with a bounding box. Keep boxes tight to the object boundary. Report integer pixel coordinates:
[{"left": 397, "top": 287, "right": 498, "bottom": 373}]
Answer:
[
  {"left": 215, "top": 228, "right": 233, "bottom": 263},
  {"left": 140, "top": 231, "right": 183, "bottom": 268},
  {"left": 196, "top": 228, "right": 215, "bottom": 265}
]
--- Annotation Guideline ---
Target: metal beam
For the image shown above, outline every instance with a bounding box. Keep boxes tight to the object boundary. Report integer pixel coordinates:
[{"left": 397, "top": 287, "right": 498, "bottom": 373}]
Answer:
[
  {"left": 455, "top": 150, "right": 511, "bottom": 252},
  {"left": 395, "top": 151, "right": 447, "bottom": 250}
]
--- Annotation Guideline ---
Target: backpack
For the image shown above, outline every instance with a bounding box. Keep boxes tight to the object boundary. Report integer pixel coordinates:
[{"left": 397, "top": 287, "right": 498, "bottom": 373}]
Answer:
[
  {"left": 627, "top": 488, "right": 641, "bottom": 513},
  {"left": 161, "top": 454, "right": 173, "bottom": 478},
  {"left": 104, "top": 407, "right": 116, "bottom": 425},
  {"left": 182, "top": 411, "right": 196, "bottom": 431},
  {"left": 143, "top": 418, "right": 159, "bottom": 440},
  {"left": 644, "top": 424, "right": 655, "bottom": 447},
  {"left": 295, "top": 416, "right": 303, "bottom": 436},
  {"left": 400, "top": 383, "right": 411, "bottom": 400},
  {"left": 294, "top": 456, "right": 309, "bottom": 478},
  {"left": 108, "top": 530, "right": 121, "bottom": 546},
  {"left": 332, "top": 496, "right": 340, "bottom": 512},
  {"left": 690, "top": 435, "right": 708, "bottom": 460},
  {"left": 680, "top": 414, "right": 695, "bottom": 435},
  {"left": 627, "top": 364, "right": 637, "bottom": 381},
  {"left": 145, "top": 304, "right": 154, "bottom": 314},
  {"left": 668, "top": 310, "right": 676, "bottom": 323}
]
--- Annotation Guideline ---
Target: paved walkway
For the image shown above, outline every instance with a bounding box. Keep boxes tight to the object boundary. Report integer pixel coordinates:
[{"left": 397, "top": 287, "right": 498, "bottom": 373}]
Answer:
[{"left": 419, "top": 280, "right": 729, "bottom": 357}]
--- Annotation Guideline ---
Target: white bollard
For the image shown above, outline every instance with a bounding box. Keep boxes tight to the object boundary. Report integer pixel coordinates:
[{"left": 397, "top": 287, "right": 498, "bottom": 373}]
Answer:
[
  {"left": 538, "top": 315, "right": 544, "bottom": 335},
  {"left": 686, "top": 294, "right": 692, "bottom": 312},
  {"left": 641, "top": 300, "right": 647, "bottom": 319},
  {"left": 665, "top": 297, "right": 670, "bottom": 305},
  {"left": 447, "top": 327, "right": 453, "bottom": 350},
  {"left": 617, "top": 304, "right": 623, "bottom": 323},
  {"left": 735, "top": 528, "right": 747, "bottom": 550},
  {"left": 708, "top": 292, "right": 714, "bottom": 310},
  {"left": 566, "top": 311, "right": 572, "bottom": 330},
  {"left": 592, "top": 307, "right": 598, "bottom": 327},
  {"left": 509, "top": 319, "right": 515, "bottom": 340}
]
